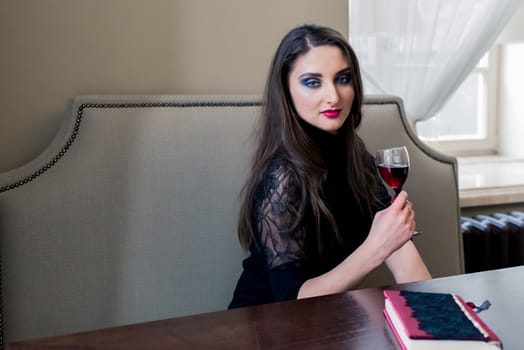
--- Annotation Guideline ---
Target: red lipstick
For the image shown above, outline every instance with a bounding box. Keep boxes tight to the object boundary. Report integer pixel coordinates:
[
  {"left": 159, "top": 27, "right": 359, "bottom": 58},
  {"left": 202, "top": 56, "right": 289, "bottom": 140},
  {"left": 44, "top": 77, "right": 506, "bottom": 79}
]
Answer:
[{"left": 321, "top": 109, "right": 341, "bottom": 119}]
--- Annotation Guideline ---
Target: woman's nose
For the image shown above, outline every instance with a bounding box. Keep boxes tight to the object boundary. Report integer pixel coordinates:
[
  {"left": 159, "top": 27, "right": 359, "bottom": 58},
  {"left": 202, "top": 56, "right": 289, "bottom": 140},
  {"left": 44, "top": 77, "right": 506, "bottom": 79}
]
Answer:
[{"left": 325, "top": 84, "right": 340, "bottom": 105}]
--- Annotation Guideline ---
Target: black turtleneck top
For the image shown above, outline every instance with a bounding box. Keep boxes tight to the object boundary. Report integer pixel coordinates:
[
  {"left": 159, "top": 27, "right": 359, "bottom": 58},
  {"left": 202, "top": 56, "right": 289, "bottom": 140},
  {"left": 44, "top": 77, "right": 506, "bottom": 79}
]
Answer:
[{"left": 228, "top": 124, "right": 390, "bottom": 309}]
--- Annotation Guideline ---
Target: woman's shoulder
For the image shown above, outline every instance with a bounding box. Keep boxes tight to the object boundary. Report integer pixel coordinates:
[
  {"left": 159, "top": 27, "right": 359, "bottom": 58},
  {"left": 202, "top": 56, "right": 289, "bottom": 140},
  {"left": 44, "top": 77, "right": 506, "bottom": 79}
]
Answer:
[
  {"left": 256, "top": 155, "right": 303, "bottom": 200},
  {"left": 264, "top": 155, "right": 298, "bottom": 181}
]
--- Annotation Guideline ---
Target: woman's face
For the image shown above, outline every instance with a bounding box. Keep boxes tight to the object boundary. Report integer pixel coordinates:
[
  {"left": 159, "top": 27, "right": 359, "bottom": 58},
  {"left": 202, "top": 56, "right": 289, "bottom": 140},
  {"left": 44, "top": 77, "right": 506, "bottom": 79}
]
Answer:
[{"left": 288, "top": 45, "right": 354, "bottom": 135}]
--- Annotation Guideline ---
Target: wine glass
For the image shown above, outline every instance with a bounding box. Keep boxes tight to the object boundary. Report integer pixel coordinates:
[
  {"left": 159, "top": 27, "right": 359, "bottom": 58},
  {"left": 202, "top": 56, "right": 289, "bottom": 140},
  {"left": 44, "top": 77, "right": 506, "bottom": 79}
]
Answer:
[
  {"left": 376, "top": 146, "right": 421, "bottom": 236},
  {"left": 376, "top": 146, "right": 409, "bottom": 198}
]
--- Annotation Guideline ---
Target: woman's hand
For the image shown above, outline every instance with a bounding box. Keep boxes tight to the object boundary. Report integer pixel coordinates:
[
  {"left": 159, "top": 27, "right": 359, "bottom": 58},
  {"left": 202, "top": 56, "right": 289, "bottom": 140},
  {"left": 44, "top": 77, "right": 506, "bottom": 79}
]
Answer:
[
  {"left": 363, "top": 191, "right": 415, "bottom": 262},
  {"left": 297, "top": 191, "right": 429, "bottom": 299},
  {"left": 364, "top": 190, "right": 431, "bottom": 283}
]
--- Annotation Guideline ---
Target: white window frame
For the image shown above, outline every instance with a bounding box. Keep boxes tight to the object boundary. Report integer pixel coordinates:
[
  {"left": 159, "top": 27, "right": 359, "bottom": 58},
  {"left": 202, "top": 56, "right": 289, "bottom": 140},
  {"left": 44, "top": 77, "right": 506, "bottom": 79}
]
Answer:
[{"left": 419, "top": 47, "right": 499, "bottom": 157}]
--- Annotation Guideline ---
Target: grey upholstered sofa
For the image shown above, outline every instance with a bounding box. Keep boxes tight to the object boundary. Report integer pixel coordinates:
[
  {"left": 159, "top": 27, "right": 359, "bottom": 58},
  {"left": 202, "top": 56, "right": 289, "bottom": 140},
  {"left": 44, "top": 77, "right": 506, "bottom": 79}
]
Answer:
[{"left": 0, "top": 94, "right": 462, "bottom": 346}]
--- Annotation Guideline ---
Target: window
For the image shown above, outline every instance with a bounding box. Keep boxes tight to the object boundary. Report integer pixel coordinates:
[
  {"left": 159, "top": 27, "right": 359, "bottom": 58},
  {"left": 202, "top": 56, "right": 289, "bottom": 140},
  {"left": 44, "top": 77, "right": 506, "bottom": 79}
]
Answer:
[{"left": 416, "top": 49, "right": 498, "bottom": 156}]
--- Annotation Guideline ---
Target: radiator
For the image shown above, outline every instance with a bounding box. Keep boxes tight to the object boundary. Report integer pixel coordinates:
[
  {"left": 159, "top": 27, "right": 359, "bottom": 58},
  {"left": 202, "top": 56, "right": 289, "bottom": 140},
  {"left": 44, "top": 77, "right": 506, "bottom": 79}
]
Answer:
[{"left": 461, "top": 211, "right": 524, "bottom": 273}]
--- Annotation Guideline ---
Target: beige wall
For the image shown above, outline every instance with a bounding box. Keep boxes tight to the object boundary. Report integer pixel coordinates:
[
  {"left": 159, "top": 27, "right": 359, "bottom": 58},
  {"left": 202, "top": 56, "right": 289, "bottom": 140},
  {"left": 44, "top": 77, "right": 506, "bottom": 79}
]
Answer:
[{"left": 0, "top": 0, "right": 348, "bottom": 173}]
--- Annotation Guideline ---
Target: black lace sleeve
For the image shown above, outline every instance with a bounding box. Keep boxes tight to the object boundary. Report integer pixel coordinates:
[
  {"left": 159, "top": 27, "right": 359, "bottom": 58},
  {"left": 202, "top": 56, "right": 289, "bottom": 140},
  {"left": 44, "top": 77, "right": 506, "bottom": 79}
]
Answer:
[{"left": 253, "top": 159, "right": 308, "bottom": 270}]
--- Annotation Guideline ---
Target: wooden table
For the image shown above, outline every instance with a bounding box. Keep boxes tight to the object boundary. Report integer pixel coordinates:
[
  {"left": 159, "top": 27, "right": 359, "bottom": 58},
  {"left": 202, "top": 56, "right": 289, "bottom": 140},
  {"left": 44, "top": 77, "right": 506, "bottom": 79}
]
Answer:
[{"left": 9, "top": 266, "right": 524, "bottom": 349}]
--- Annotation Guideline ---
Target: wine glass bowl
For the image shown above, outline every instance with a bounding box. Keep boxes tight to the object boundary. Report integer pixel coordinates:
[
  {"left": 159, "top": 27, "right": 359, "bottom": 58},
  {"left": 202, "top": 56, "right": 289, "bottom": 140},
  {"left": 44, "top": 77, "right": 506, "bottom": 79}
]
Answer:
[{"left": 376, "top": 146, "right": 410, "bottom": 197}]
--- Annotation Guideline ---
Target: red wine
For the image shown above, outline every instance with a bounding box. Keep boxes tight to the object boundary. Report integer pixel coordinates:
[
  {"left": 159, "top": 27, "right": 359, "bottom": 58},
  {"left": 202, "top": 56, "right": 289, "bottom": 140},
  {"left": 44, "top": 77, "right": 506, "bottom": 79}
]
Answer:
[{"left": 378, "top": 163, "right": 409, "bottom": 194}]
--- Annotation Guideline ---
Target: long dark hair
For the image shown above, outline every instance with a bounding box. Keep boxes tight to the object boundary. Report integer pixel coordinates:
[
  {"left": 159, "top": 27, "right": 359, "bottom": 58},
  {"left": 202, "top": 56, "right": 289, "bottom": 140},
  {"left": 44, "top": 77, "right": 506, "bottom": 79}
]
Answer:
[{"left": 238, "top": 24, "right": 380, "bottom": 249}]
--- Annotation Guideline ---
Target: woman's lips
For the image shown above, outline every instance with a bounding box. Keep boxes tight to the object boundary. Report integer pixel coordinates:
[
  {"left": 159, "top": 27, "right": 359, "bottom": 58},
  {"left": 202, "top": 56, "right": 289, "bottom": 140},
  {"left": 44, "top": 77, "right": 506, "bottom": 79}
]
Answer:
[{"left": 321, "top": 109, "right": 341, "bottom": 118}]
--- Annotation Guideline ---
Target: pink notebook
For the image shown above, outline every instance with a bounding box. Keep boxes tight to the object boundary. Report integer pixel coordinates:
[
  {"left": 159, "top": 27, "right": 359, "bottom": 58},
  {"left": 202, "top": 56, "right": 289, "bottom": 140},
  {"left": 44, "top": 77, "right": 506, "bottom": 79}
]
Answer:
[{"left": 383, "top": 290, "right": 502, "bottom": 349}]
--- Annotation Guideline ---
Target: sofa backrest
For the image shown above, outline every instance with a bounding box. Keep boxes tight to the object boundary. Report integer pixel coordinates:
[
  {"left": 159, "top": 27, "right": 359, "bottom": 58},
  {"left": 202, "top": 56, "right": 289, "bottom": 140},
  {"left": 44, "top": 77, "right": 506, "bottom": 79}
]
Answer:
[
  {"left": 357, "top": 96, "right": 463, "bottom": 288},
  {"left": 0, "top": 95, "right": 462, "bottom": 346}
]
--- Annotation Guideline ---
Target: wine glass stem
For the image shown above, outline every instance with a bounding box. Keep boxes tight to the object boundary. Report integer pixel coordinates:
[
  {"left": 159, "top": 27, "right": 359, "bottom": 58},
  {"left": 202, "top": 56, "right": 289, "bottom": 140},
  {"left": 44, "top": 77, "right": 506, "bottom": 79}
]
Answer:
[
  {"left": 393, "top": 187, "right": 402, "bottom": 198},
  {"left": 392, "top": 188, "right": 422, "bottom": 236}
]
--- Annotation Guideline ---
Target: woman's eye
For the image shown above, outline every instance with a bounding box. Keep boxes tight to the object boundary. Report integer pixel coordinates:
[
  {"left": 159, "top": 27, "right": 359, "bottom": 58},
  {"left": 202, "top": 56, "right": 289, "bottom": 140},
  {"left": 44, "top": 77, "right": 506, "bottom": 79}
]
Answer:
[
  {"left": 300, "top": 78, "right": 321, "bottom": 88},
  {"left": 336, "top": 74, "right": 352, "bottom": 85}
]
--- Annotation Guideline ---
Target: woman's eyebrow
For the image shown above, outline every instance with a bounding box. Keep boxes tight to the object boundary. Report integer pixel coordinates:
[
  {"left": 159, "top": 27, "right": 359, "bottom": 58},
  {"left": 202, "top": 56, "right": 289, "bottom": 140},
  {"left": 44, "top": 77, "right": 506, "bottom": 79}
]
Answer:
[
  {"left": 297, "top": 67, "right": 351, "bottom": 79},
  {"left": 297, "top": 72, "right": 322, "bottom": 79},
  {"left": 336, "top": 67, "right": 351, "bottom": 75}
]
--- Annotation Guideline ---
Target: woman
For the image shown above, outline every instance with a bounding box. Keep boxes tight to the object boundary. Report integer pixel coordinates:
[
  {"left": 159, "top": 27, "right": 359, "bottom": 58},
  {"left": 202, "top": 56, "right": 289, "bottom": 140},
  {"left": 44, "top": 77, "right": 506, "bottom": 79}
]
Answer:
[{"left": 229, "top": 24, "right": 430, "bottom": 308}]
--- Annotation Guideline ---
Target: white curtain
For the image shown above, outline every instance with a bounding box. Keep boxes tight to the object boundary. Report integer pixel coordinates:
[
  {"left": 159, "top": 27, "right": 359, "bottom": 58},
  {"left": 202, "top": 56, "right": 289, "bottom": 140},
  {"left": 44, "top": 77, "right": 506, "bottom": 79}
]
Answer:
[{"left": 349, "top": 0, "right": 523, "bottom": 123}]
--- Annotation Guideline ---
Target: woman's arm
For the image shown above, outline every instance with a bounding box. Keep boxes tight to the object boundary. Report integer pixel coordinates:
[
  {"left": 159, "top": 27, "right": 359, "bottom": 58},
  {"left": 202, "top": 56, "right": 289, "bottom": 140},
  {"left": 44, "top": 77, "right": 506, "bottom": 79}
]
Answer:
[
  {"left": 297, "top": 236, "right": 384, "bottom": 298},
  {"left": 297, "top": 191, "right": 419, "bottom": 299},
  {"left": 385, "top": 240, "right": 431, "bottom": 283}
]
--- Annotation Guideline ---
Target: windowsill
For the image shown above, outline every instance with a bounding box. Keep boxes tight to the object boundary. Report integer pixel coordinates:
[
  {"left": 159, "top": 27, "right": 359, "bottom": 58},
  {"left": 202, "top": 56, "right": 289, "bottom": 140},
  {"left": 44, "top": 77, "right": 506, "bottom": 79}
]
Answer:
[{"left": 458, "top": 156, "right": 524, "bottom": 207}]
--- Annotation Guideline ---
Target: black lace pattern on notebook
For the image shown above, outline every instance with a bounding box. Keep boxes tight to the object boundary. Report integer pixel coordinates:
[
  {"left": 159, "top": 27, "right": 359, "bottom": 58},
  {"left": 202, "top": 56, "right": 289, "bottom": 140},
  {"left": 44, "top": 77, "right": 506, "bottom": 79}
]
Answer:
[{"left": 400, "top": 290, "right": 486, "bottom": 340}]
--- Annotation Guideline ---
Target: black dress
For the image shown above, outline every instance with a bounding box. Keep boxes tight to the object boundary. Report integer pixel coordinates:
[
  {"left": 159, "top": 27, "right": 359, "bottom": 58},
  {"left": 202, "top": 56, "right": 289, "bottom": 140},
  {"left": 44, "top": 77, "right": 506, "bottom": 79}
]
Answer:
[{"left": 228, "top": 126, "right": 390, "bottom": 308}]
